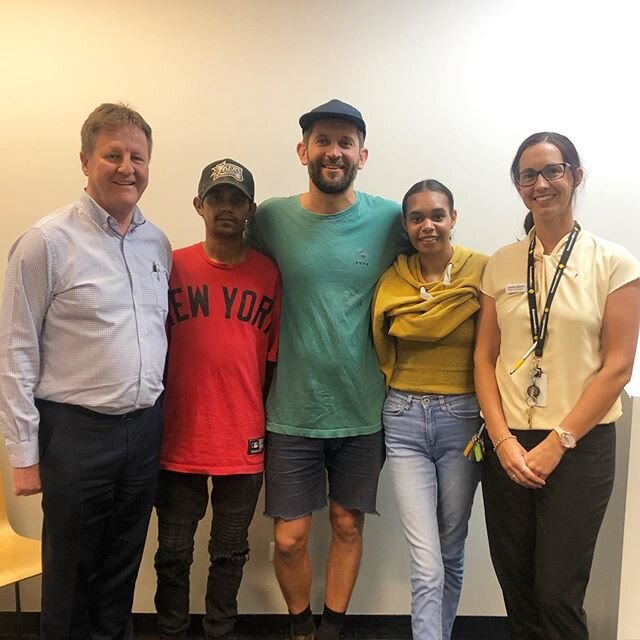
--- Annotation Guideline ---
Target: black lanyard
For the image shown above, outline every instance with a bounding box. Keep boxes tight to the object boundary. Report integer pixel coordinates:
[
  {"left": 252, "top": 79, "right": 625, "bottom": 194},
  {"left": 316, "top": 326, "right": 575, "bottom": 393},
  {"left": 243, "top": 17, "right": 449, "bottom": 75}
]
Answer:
[{"left": 527, "top": 223, "right": 580, "bottom": 358}]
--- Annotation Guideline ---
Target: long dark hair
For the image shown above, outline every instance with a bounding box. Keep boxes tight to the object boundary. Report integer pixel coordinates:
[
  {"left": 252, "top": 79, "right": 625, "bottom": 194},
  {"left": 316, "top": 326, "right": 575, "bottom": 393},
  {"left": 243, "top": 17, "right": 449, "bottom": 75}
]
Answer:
[{"left": 510, "top": 132, "right": 582, "bottom": 233}]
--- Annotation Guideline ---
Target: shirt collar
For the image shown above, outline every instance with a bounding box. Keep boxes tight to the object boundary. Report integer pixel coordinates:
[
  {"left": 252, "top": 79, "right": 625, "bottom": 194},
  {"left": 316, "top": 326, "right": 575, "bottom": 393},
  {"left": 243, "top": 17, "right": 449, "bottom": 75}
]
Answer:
[
  {"left": 528, "top": 223, "right": 580, "bottom": 259},
  {"left": 79, "top": 191, "right": 146, "bottom": 233}
]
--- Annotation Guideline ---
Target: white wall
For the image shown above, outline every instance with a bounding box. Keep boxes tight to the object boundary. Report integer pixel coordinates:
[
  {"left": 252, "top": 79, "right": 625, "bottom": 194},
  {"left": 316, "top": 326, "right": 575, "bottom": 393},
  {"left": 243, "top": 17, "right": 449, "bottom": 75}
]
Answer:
[
  {"left": 1, "top": 0, "right": 639, "bottom": 628},
  {"left": 618, "top": 397, "right": 640, "bottom": 639}
]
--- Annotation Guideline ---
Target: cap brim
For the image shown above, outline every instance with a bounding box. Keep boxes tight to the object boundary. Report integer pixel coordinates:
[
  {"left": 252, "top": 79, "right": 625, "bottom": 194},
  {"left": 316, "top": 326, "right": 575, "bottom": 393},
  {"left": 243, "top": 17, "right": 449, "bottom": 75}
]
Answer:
[{"left": 201, "top": 179, "right": 253, "bottom": 201}]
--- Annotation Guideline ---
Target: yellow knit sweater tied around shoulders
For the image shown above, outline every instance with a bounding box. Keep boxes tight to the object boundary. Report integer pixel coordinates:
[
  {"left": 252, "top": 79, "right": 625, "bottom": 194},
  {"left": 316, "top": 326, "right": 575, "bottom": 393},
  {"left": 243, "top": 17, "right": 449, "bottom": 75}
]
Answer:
[{"left": 372, "top": 246, "right": 488, "bottom": 394}]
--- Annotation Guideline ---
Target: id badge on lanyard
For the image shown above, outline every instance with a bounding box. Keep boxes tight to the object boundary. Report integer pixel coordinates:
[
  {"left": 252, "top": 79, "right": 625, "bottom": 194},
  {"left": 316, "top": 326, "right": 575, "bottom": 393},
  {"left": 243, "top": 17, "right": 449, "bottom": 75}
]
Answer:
[{"left": 509, "top": 223, "right": 580, "bottom": 425}]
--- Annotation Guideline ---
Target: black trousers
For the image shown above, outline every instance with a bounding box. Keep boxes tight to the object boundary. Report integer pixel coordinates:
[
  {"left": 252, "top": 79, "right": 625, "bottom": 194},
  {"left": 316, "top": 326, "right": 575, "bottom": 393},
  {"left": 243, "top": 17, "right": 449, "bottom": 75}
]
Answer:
[
  {"left": 37, "top": 399, "right": 163, "bottom": 640},
  {"left": 154, "top": 470, "right": 263, "bottom": 640},
  {"left": 481, "top": 424, "right": 615, "bottom": 640}
]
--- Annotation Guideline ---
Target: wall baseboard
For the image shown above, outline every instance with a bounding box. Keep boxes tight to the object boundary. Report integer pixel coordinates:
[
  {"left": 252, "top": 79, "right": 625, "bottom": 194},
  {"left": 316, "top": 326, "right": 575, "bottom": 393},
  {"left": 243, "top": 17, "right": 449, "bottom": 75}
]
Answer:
[{"left": 0, "top": 612, "right": 509, "bottom": 639}]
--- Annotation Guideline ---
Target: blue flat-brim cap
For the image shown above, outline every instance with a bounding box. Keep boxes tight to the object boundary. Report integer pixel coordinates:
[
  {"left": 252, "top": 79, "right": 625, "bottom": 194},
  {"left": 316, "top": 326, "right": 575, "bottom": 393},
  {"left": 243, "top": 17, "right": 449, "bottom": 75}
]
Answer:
[{"left": 299, "top": 98, "right": 366, "bottom": 139}]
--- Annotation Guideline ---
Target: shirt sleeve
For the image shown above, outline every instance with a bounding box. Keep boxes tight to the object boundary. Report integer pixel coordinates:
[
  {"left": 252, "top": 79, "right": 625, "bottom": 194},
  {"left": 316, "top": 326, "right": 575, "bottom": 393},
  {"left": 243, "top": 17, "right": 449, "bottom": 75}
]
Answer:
[
  {"left": 608, "top": 244, "right": 640, "bottom": 294},
  {"left": 480, "top": 253, "right": 498, "bottom": 298},
  {"left": 0, "top": 228, "right": 53, "bottom": 467}
]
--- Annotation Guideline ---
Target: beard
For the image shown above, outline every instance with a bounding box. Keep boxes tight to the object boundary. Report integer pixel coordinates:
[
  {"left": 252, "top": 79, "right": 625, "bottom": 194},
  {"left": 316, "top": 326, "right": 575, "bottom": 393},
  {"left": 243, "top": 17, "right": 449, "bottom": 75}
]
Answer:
[{"left": 307, "top": 159, "right": 358, "bottom": 194}]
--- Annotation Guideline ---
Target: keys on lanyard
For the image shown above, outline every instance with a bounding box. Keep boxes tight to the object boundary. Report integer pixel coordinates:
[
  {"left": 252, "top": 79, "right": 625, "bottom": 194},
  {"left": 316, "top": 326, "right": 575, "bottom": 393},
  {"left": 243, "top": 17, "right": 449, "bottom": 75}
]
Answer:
[
  {"left": 527, "top": 363, "right": 542, "bottom": 426},
  {"left": 527, "top": 364, "right": 543, "bottom": 407},
  {"left": 526, "top": 361, "right": 548, "bottom": 426}
]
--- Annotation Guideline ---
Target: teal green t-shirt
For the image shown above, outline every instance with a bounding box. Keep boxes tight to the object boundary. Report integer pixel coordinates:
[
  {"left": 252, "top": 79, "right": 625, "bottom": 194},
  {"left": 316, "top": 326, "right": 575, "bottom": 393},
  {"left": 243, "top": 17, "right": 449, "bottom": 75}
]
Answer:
[{"left": 247, "top": 192, "right": 404, "bottom": 437}]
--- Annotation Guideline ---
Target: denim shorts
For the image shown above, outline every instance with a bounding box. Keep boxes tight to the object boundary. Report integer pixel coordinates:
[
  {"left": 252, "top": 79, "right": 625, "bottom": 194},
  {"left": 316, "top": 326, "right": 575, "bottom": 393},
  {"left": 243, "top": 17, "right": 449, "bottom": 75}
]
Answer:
[{"left": 264, "top": 430, "right": 385, "bottom": 520}]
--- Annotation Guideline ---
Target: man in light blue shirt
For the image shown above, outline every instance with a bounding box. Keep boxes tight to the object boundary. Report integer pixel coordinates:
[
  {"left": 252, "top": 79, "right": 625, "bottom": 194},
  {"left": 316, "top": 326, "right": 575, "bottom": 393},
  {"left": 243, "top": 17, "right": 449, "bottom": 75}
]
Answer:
[{"left": 0, "top": 103, "right": 171, "bottom": 639}]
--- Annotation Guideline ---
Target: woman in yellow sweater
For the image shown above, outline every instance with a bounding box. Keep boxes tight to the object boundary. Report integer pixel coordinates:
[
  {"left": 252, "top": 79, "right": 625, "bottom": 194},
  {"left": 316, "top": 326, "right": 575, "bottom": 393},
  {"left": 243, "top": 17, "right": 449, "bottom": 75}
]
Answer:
[{"left": 372, "top": 179, "right": 487, "bottom": 640}]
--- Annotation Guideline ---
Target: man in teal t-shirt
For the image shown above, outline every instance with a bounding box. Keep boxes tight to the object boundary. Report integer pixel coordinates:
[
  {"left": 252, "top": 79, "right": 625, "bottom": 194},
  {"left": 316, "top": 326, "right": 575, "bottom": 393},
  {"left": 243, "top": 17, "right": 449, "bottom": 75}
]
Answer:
[{"left": 247, "top": 99, "right": 404, "bottom": 640}]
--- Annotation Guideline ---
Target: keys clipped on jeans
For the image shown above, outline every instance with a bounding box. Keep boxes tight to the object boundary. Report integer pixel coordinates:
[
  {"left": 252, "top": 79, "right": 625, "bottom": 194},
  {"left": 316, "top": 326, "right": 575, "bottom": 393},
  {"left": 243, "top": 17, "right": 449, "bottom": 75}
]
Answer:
[{"left": 463, "top": 424, "right": 485, "bottom": 462}]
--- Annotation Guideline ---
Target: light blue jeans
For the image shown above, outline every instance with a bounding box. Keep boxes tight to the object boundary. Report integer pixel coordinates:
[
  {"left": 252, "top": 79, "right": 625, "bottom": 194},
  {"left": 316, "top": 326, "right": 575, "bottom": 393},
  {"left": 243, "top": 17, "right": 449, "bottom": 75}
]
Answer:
[{"left": 383, "top": 389, "right": 481, "bottom": 640}]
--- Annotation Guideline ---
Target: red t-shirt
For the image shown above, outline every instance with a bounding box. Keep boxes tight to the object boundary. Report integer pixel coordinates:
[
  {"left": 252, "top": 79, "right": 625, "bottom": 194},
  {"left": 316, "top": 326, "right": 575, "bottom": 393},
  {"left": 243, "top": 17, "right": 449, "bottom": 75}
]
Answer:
[{"left": 161, "top": 244, "right": 280, "bottom": 475}]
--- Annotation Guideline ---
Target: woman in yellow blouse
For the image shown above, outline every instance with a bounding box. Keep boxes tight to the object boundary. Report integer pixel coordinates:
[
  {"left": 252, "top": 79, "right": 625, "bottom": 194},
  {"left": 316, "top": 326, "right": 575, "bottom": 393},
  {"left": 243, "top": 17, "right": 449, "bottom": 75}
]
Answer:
[
  {"left": 372, "top": 179, "right": 487, "bottom": 640},
  {"left": 474, "top": 132, "right": 640, "bottom": 640}
]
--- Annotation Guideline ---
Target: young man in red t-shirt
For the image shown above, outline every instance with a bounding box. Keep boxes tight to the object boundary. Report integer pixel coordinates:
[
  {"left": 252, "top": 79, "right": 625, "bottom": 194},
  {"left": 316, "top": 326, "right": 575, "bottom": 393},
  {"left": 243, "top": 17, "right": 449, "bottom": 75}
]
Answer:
[{"left": 154, "top": 159, "right": 281, "bottom": 640}]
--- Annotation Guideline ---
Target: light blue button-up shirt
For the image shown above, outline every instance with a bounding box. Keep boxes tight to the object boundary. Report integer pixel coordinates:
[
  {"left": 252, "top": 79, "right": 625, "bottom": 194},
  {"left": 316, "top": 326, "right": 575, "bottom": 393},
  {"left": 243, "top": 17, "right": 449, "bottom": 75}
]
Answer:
[{"left": 0, "top": 192, "right": 171, "bottom": 467}]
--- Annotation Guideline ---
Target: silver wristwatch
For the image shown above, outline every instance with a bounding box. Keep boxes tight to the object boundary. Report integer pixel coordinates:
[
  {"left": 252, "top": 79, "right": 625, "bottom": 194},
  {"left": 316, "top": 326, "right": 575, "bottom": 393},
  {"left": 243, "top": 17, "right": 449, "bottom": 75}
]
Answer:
[{"left": 553, "top": 426, "right": 576, "bottom": 449}]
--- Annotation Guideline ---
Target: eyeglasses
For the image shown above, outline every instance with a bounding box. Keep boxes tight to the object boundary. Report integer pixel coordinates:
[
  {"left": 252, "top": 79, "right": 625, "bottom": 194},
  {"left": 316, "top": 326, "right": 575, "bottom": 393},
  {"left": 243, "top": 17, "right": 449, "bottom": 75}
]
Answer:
[{"left": 516, "top": 162, "right": 571, "bottom": 187}]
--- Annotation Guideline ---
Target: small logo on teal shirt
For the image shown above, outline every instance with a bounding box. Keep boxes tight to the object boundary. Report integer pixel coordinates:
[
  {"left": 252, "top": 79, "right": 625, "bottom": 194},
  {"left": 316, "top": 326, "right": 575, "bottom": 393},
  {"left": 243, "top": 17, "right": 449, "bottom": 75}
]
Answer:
[{"left": 355, "top": 250, "right": 369, "bottom": 267}]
